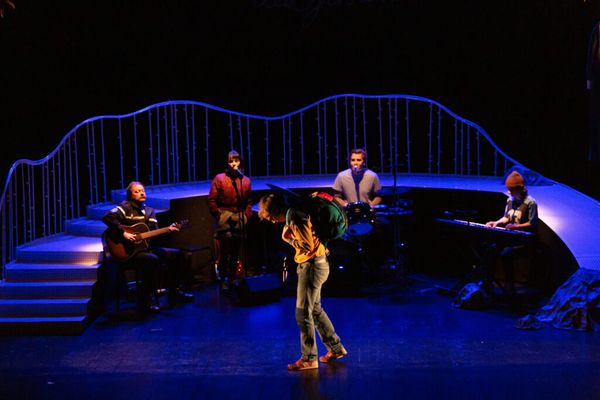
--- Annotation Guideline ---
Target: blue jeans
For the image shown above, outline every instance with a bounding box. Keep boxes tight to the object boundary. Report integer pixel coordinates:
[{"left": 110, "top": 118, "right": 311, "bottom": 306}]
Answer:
[{"left": 295, "top": 256, "right": 343, "bottom": 361}]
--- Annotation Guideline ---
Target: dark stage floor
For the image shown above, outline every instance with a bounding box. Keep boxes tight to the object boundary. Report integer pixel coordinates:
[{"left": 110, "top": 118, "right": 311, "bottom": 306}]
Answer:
[{"left": 1, "top": 276, "right": 600, "bottom": 400}]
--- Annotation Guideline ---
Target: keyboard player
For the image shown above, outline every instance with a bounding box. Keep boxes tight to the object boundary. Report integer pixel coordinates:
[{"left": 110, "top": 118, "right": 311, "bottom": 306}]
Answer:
[{"left": 485, "top": 171, "right": 538, "bottom": 296}]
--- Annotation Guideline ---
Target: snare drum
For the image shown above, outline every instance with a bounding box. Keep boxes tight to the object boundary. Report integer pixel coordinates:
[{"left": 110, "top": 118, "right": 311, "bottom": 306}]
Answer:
[{"left": 345, "top": 202, "right": 375, "bottom": 237}]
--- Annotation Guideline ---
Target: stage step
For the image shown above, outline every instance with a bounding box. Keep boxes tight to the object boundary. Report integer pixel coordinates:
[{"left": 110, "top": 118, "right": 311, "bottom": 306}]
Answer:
[
  {"left": 4, "top": 262, "right": 99, "bottom": 282},
  {"left": 0, "top": 316, "right": 87, "bottom": 335},
  {"left": 0, "top": 281, "right": 95, "bottom": 299},
  {"left": 65, "top": 218, "right": 106, "bottom": 237},
  {"left": 108, "top": 188, "right": 172, "bottom": 210},
  {"left": 86, "top": 202, "right": 168, "bottom": 221},
  {"left": 15, "top": 234, "right": 103, "bottom": 264},
  {"left": 85, "top": 202, "right": 116, "bottom": 220},
  {"left": 0, "top": 193, "right": 173, "bottom": 335},
  {"left": 0, "top": 298, "right": 90, "bottom": 317}
]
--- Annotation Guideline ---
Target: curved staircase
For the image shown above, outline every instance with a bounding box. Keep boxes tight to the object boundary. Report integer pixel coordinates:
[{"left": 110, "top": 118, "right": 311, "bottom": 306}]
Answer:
[{"left": 0, "top": 203, "right": 117, "bottom": 335}]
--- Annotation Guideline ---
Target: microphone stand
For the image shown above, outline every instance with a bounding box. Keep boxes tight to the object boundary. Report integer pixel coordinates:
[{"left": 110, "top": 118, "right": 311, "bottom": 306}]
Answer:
[
  {"left": 390, "top": 143, "right": 404, "bottom": 279},
  {"left": 231, "top": 169, "right": 248, "bottom": 280}
]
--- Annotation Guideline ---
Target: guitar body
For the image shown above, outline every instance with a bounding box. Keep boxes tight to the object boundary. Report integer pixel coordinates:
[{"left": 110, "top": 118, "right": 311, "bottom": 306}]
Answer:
[
  {"left": 103, "top": 219, "right": 189, "bottom": 263},
  {"left": 103, "top": 223, "right": 151, "bottom": 263}
]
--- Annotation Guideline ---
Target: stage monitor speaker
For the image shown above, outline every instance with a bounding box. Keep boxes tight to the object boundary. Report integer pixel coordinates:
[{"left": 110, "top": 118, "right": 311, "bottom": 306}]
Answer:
[{"left": 234, "top": 273, "right": 282, "bottom": 305}]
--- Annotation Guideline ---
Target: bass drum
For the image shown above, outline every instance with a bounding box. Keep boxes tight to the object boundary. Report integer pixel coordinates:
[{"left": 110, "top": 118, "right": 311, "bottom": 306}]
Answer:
[{"left": 345, "top": 202, "right": 375, "bottom": 237}]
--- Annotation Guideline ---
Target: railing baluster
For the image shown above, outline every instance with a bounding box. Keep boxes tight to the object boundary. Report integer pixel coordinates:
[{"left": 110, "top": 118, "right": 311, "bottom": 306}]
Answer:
[
  {"left": 91, "top": 122, "right": 99, "bottom": 204},
  {"left": 134, "top": 114, "right": 140, "bottom": 182},
  {"left": 344, "top": 96, "right": 350, "bottom": 158},
  {"left": 204, "top": 107, "right": 209, "bottom": 180},
  {"left": 229, "top": 113, "right": 234, "bottom": 151},
  {"left": 118, "top": 119, "right": 124, "bottom": 187},
  {"left": 100, "top": 120, "right": 107, "bottom": 202},
  {"left": 282, "top": 119, "right": 287, "bottom": 176},
  {"left": 265, "top": 120, "right": 270, "bottom": 177},
  {"left": 190, "top": 106, "right": 197, "bottom": 182},
  {"left": 317, "top": 104, "right": 322, "bottom": 174},
  {"left": 378, "top": 98, "right": 383, "bottom": 173},
  {"left": 237, "top": 114, "right": 243, "bottom": 157},
  {"left": 299, "top": 113, "right": 304, "bottom": 176},
  {"left": 428, "top": 103, "right": 433, "bottom": 174},
  {"left": 161, "top": 107, "right": 168, "bottom": 183},
  {"left": 184, "top": 105, "right": 191, "bottom": 181},
  {"left": 155, "top": 109, "right": 162, "bottom": 185},
  {"left": 437, "top": 107, "right": 442, "bottom": 175},
  {"left": 246, "top": 116, "right": 252, "bottom": 177},
  {"left": 19, "top": 168, "right": 25, "bottom": 243},
  {"left": 173, "top": 104, "right": 180, "bottom": 182},
  {"left": 288, "top": 117, "right": 293, "bottom": 175},
  {"left": 323, "top": 101, "right": 328, "bottom": 174},
  {"left": 476, "top": 128, "right": 481, "bottom": 176},
  {"left": 405, "top": 99, "right": 411, "bottom": 173},
  {"left": 467, "top": 125, "right": 471, "bottom": 175},
  {"left": 453, "top": 120, "right": 458, "bottom": 175},
  {"left": 387, "top": 99, "right": 393, "bottom": 173},
  {"left": 362, "top": 97, "right": 367, "bottom": 154},
  {"left": 334, "top": 98, "right": 340, "bottom": 172},
  {"left": 86, "top": 124, "right": 94, "bottom": 207},
  {"left": 148, "top": 109, "right": 155, "bottom": 186},
  {"left": 352, "top": 96, "right": 357, "bottom": 149}
]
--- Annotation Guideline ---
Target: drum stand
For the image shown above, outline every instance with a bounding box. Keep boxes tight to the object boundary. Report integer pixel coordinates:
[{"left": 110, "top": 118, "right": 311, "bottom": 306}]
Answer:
[
  {"left": 385, "top": 149, "right": 409, "bottom": 281},
  {"left": 337, "top": 232, "right": 377, "bottom": 284}
]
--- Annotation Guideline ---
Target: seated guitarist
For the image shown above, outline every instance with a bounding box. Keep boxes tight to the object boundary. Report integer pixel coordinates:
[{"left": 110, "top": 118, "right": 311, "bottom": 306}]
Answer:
[{"left": 102, "top": 181, "right": 193, "bottom": 313}]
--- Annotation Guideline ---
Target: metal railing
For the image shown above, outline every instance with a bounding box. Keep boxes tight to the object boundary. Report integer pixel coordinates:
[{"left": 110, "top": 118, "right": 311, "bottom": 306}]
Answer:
[{"left": 0, "top": 94, "right": 523, "bottom": 273}]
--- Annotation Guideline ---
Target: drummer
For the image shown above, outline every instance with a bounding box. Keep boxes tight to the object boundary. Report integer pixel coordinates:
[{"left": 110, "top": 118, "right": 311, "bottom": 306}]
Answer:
[{"left": 332, "top": 148, "right": 382, "bottom": 208}]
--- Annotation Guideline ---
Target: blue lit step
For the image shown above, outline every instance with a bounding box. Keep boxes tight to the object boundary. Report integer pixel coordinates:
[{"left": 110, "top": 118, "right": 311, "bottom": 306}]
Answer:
[
  {"left": 109, "top": 187, "right": 175, "bottom": 210},
  {"left": 4, "top": 262, "right": 99, "bottom": 282},
  {"left": 0, "top": 316, "right": 87, "bottom": 335},
  {"left": 86, "top": 202, "right": 168, "bottom": 220},
  {"left": 0, "top": 298, "right": 90, "bottom": 317},
  {"left": 0, "top": 281, "right": 95, "bottom": 299},
  {"left": 64, "top": 218, "right": 106, "bottom": 237},
  {"left": 85, "top": 202, "right": 117, "bottom": 220},
  {"left": 16, "top": 234, "right": 103, "bottom": 264}
]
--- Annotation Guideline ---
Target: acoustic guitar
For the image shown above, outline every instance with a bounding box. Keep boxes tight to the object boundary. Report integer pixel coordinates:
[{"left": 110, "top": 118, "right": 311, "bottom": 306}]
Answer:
[{"left": 103, "top": 220, "right": 189, "bottom": 262}]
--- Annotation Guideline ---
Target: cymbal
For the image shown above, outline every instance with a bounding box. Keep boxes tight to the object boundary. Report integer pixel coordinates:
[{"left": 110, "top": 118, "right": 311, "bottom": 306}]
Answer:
[
  {"left": 265, "top": 183, "right": 302, "bottom": 199},
  {"left": 371, "top": 204, "right": 388, "bottom": 210},
  {"left": 388, "top": 207, "right": 408, "bottom": 212},
  {"left": 376, "top": 209, "right": 413, "bottom": 217},
  {"left": 376, "top": 186, "right": 412, "bottom": 196}
]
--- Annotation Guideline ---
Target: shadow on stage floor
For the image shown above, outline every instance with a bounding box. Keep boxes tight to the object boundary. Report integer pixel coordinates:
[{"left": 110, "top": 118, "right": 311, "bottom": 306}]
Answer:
[{"left": 2, "top": 275, "right": 600, "bottom": 400}]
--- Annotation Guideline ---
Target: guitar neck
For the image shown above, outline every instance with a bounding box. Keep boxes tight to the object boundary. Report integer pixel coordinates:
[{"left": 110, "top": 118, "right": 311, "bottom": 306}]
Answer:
[{"left": 137, "top": 226, "right": 172, "bottom": 240}]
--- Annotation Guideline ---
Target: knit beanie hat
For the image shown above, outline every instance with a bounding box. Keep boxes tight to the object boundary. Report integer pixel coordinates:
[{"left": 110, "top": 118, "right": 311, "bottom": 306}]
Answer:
[{"left": 505, "top": 171, "right": 525, "bottom": 188}]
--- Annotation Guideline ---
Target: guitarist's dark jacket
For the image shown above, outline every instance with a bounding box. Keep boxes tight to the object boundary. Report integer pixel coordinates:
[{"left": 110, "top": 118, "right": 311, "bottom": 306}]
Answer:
[{"left": 102, "top": 200, "right": 159, "bottom": 234}]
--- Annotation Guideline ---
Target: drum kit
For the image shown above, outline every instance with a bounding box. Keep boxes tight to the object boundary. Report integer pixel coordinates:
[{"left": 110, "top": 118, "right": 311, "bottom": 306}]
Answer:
[
  {"left": 325, "top": 200, "right": 411, "bottom": 286},
  {"left": 344, "top": 201, "right": 410, "bottom": 240},
  {"left": 332, "top": 201, "right": 408, "bottom": 265}
]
